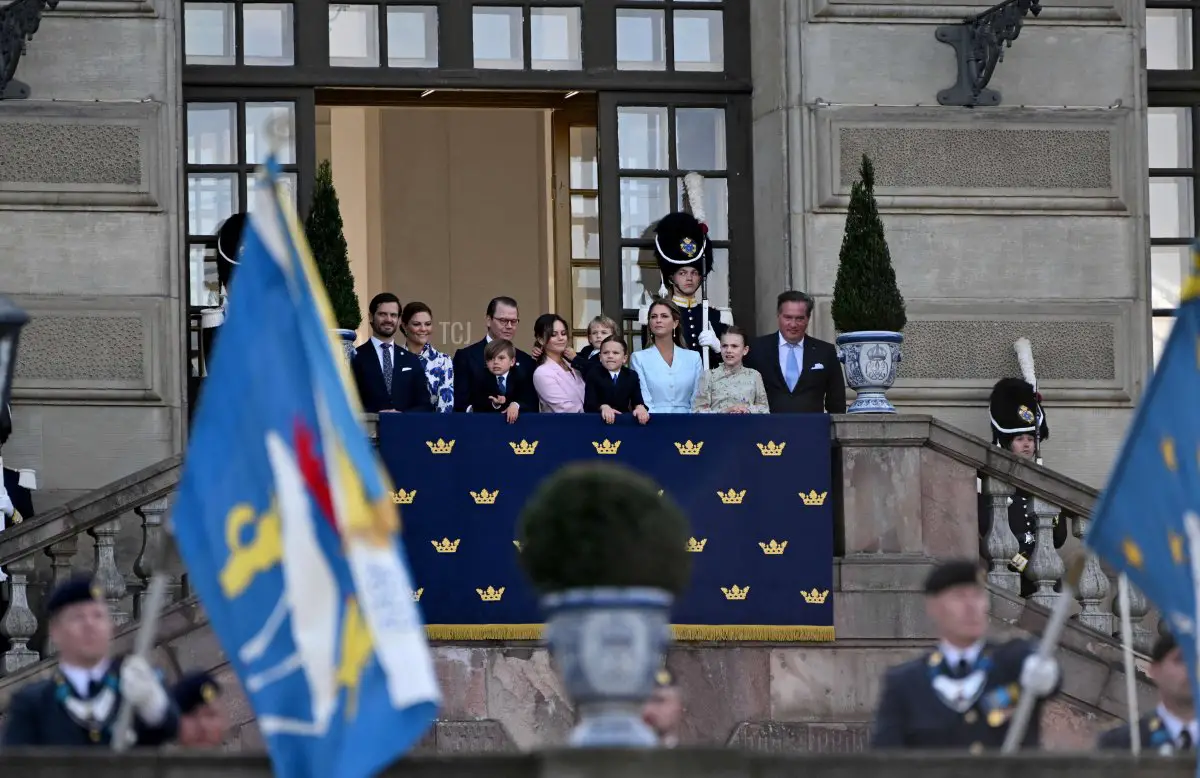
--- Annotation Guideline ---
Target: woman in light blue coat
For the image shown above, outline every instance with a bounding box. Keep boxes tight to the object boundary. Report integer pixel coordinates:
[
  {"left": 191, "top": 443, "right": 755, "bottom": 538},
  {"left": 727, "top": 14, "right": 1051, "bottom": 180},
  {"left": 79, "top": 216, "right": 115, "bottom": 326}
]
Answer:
[{"left": 630, "top": 298, "right": 703, "bottom": 415}]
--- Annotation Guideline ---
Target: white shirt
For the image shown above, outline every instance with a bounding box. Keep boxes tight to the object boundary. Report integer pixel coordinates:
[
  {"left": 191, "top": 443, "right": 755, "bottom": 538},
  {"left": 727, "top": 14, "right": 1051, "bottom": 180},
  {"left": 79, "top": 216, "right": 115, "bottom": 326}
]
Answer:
[
  {"left": 370, "top": 336, "right": 396, "bottom": 372},
  {"left": 939, "top": 640, "right": 984, "bottom": 671},
  {"left": 778, "top": 333, "right": 805, "bottom": 381},
  {"left": 610, "top": 370, "right": 621, "bottom": 381},
  {"left": 61, "top": 659, "right": 111, "bottom": 697},
  {"left": 1158, "top": 704, "right": 1199, "bottom": 746}
]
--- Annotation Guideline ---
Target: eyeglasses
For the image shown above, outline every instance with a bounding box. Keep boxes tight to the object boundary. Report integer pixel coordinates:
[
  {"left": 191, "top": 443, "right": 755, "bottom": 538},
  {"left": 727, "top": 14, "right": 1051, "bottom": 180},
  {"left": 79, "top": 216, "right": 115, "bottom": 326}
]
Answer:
[{"left": 492, "top": 317, "right": 519, "bottom": 326}]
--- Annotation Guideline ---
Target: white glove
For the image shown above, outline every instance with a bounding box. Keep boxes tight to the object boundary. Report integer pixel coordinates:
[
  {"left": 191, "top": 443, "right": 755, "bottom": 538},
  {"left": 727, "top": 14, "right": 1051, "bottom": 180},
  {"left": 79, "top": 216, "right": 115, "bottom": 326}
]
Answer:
[
  {"left": 1019, "top": 654, "right": 1060, "bottom": 698},
  {"left": 697, "top": 326, "right": 720, "bottom": 350},
  {"left": 0, "top": 490, "right": 12, "bottom": 520},
  {"left": 120, "top": 655, "right": 170, "bottom": 725}
]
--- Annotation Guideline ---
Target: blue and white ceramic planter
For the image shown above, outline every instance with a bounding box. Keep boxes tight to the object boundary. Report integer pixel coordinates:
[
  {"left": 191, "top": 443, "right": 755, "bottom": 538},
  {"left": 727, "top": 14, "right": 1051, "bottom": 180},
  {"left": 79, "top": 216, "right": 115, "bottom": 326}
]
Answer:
[
  {"left": 836, "top": 330, "right": 903, "bottom": 414},
  {"left": 334, "top": 328, "right": 357, "bottom": 364},
  {"left": 541, "top": 587, "right": 673, "bottom": 748}
]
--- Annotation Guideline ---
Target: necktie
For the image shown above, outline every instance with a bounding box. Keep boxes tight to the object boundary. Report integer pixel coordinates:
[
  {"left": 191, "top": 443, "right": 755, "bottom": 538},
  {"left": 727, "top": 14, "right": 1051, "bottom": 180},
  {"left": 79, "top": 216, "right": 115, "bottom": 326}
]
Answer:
[
  {"left": 381, "top": 343, "right": 393, "bottom": 394},
  {"left": 953, "top": 658, "right": 970, "bottom": 679},
  {"left": 613, "top": 373, "right": 619, "bottom": 386},
  {"left": 784, "top": 344, "right": 801, "bottom": 392},
  {"left": 1180, "top": 730, "right": 1193, "bottom": 751},
  {"left": 498, "top": 375, "right": 507, "bottom": 395},
  {"left": 87, "top": 678, "right": 104, "bottom": 698}
]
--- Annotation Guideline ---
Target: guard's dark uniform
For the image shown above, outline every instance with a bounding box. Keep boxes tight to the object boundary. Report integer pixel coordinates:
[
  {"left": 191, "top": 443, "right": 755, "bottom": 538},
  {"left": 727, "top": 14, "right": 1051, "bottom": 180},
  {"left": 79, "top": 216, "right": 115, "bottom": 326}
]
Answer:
[
  {"left": 870, "top": 562, "right": 1059, "bottom": 751},
  {"left": 977, "top": 378, "right": 1061, "bottom": 598},
  {"left": 1097, "top": 632, "right": 1195, "bottom": 754},
  {"left": 638, "top": 211, "right": 729, "bottom": 368},
  {"left": 1, "top": 578, "right": 179, "bottom": 748}
]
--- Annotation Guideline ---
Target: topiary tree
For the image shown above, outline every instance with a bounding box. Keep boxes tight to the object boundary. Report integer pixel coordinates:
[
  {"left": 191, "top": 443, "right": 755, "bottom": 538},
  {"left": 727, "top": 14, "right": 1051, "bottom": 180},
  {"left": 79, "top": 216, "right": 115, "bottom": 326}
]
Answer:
[
  {"left": 518, "top": 461, "right": 692, "bottom": 596},
  {"left": 830, "top": 154, "right": 907, "bottom": 334},
  {"left": 305, "top": 159, "right": 362, "bottom": 331}
]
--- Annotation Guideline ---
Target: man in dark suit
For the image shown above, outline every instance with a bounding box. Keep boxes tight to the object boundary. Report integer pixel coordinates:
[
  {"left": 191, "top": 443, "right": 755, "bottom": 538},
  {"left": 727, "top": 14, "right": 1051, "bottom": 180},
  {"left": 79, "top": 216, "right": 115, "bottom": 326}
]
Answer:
[
  {"left": 2, "top": 576, "right": 179, "bottom": 747},
  {"left": 1098, "top": 631, "right": 1195, "bottom": 754},
  {"left": 351, "top": 292, "right": 433, "bottom": 414},
  {"left": 744, "top": 291, "right": 846, "bottom": 414},
  {"left": 870, "top": 560, "right": 1061, "bottom": 751},
  {"left": 452, "top": 296, "right": 538, "bottom": 413}
]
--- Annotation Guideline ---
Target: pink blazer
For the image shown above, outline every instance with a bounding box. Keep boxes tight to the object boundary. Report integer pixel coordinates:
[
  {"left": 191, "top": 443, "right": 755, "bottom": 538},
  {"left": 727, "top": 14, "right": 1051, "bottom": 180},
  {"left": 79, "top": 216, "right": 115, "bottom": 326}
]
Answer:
[{"left": 533, "top": 361, "right": 585, "bottom": 413}]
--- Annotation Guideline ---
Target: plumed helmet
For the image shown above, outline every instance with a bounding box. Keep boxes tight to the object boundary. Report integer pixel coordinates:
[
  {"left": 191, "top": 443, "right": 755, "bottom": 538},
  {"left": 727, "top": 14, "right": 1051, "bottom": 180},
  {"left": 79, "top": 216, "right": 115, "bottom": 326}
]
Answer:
[
  {"left": 654, "top": 212, "right": 712, "bottom": 281},
  {"left": 988, "top": 377, "right": 1049, "bottom": 447},
  {"left": 215, "top": 213, "right": 247, "bottom": 290}
]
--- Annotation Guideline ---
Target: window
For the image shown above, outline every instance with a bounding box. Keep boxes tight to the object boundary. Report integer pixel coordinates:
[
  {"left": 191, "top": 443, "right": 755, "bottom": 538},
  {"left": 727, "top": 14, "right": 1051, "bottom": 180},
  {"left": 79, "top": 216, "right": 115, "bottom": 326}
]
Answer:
[
  {"left": 568, "top": 126, "right": 601, "bottom": 349},
  {"left": 616, "top": 0, "right": 724, "bottom": 72},
  {"left": 185, "top": 99, "right": 302, "bottom": 307},
  {"left": 611, "top": 103, "right": 730, "bottom": 329},
  {"left": 184, "top": 1, "right": 296, "bottom": 66},
  {"left": 1147, "top": 0, "right": 1200, "bottom": 365}
]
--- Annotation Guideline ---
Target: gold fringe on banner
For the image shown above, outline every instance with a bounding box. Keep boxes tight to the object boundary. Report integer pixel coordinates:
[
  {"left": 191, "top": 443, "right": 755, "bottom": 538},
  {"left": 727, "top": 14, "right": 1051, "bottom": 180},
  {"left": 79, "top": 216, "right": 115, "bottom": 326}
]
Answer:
[{"left": 425, "top": 624, "right": 835, "bottom": 643}]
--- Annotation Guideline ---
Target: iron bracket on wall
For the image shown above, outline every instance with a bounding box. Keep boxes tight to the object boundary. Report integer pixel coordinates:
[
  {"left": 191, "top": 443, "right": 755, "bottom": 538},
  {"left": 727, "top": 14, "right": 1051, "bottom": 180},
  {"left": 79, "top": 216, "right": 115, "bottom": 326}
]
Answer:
[
  {"left": 935, "top": 0, "right": 1041, "bottom": 108},
  {"left": 0, "top": 0, "right": 58, "bottom": 100}
]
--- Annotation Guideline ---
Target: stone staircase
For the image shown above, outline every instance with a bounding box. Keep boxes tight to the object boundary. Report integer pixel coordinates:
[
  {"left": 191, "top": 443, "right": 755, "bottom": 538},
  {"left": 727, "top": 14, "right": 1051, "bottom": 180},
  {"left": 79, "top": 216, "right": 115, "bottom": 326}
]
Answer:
[{"left": 0, "top": 416, "right": 1161, "bottom": 752}]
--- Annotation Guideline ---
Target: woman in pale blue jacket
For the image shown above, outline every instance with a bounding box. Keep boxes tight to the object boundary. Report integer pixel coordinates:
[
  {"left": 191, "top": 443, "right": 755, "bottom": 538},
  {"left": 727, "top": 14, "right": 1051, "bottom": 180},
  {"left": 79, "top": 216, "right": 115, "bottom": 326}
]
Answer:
[{"left": 630, "top": 298, "right": 703, "bottom": 415}]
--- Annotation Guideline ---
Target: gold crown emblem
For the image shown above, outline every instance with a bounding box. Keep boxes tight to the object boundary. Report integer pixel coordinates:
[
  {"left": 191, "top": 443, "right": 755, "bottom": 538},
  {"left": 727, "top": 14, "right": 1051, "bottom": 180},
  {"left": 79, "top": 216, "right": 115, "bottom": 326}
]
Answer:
[
  {"left": 412, "top": 587, "right": 424, "bottom": 602},
  {"left": 200, "top": 683, "right": 217, "bottom": 703},
  {"left": 593, "top": 439, "right": 621, "bottom": 455},
  {"left": 801, "top": 588, "right": 830, "bottom": 604},
  {"left": 391, "top": 489, "right": 416, "bottom": 505},
  {"left": 687, "top": 537, "right": 708, "bottom": 553},
  {"left": 717, "top": 488, "right": 746, "bottom": 505},
  {"left": 426, "top": 438, "right": 455, "bottom": 454},
  {"left": 471, "top": 489, "right": 499, "bottom": 505},
  {"left": 477, "top": 586, "right": 505, "bottom": 602},
  {"left": 800, "top": 490, "right": 828, "bottom": 506},
  {"left": 90, "top": 585, "right": 104, "bottom": 601},
  {"left": 674, "top": 440, "right": 704, "bottom": 456},
  {"left": 757, "top": 441, "right": 786, "bottom": 457},
  {"left": 759, "top": 540, "right": 788, "bottom": 555},
  {"left": 509, "top": 439, "right": 539, "bottom": 455},
  {"left": 513, "top": 540, "right": 523, "bottom": 552},
  {"left": 721, "top": 585, "right": 750, "bottom": 601},
  {"left": 431, "top": 538, "right": 460, "bottom": 553}
]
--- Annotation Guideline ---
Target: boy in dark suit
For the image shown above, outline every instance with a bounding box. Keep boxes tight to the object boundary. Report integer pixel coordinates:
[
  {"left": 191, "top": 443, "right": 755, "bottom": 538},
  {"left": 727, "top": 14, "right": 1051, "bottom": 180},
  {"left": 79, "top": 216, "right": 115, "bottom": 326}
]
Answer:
[
  {"left": 452, "top": 296, "right": 537, "bottom": 412},
  {"left": 2, "top": 576, "right": 179, "bottom": 748},
  {"left": 466, "top": 339, "right": 530, "bottom": 423},
  {"left": 584, "top": 335, "right": 650, "bottom": 425},
  {"left": 570, "top": 315, "right": 617, "bottom": 378}
]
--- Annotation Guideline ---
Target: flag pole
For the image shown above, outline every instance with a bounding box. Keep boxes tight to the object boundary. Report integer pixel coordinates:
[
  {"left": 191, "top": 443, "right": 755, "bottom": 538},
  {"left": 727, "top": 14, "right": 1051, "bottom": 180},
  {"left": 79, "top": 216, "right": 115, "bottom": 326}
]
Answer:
[
  {"left": 1117, "top": 574, "right": 1142, "bottom": 755},
  {"left": 110, "top": 570, "right": 172, "bottom": 752},
  {"left": 1001, "top": 554, "right": 1086, "bottom": 753}
]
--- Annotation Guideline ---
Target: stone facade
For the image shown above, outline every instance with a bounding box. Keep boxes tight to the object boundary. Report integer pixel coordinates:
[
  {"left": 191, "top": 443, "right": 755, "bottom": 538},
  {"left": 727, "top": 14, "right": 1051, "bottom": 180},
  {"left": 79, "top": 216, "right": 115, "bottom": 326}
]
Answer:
[
  {"left": 749, "top": 1, "right": 1147, "bottom": 488},
  {"left": 2, "top": 0, "right": 185, "bottom": 510}
]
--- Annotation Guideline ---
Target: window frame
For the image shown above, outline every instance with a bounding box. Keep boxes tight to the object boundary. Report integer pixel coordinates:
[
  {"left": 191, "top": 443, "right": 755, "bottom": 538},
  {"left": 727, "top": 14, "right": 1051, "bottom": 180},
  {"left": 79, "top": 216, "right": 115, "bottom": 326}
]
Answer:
[
  {"left": 597, "top": 90, "right": 755, "bottom": 337},
  {"left": 182, "top": 0, "right": 750, "bottom": 91}
]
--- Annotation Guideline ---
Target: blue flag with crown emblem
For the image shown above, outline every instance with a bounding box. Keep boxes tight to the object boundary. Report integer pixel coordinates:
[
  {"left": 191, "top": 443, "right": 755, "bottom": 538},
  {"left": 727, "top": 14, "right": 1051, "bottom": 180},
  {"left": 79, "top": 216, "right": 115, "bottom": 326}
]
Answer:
[
  {"left": 171, "top": 155, "right": 438, "bottom": 778},
  {"left": 1086, "top": 241, "right": 1200, "bottom": 760}
]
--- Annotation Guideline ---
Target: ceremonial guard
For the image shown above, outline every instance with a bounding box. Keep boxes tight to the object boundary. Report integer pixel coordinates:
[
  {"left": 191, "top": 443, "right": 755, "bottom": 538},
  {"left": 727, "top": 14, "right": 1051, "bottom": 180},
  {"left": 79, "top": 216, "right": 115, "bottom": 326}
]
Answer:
[
  {"left": 1, "top": 576, "right": 179, "bottom": 747},
  {"left": 172, "top": 670, "right": 228, "bottom": 748},
  {"left": 1098, "top": 631, "right": 1196, "bottom": 753},
  {"left": 978, "top": 361, "right": 1066, "bottom": 598},
  {"left": 870, "top": 560, "right": 1061, "bottom": 750},
  {"left": 639, "top": 173, "right": 729, "bottom": 368},
  {"left": 642, "top": 666, "right": 684, "bottom": 748}
]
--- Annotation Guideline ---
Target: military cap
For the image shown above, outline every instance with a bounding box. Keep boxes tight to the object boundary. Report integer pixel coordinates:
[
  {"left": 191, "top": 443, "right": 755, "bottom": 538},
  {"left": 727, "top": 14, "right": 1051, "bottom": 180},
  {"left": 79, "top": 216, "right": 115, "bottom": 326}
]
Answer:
[
  {"left": 46, "top": 575, "right": 105, "bottom": 617},
  {"left": 173, "top": 670, "right": 222, "bottom": 715},
  {"left": 988, "top": 377, "right": 1049, "bottom": 447},
  {"left": 924, "top": 560, "right": 985, "bottom": 595},
  {"left": 1150, "top": 631, "right": 1179, "bottom": 664},
  {"left": 654, "top": 212, "right": 712, "bottom": 280}
]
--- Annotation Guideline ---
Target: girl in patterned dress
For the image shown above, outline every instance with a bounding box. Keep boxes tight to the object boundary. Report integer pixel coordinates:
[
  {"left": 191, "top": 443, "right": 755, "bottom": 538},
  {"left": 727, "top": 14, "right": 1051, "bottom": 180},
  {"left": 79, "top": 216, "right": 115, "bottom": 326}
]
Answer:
[{"left": 400, "top": 301, "right": 455, "bottom": 413}]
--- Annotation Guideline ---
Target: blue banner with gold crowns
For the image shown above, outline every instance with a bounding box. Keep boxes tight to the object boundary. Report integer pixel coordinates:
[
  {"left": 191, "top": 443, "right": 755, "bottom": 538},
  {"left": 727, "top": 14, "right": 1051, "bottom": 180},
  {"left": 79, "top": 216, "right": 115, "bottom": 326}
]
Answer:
[{"left": 376, "top": 413, "right": 834, "bottom": 642}]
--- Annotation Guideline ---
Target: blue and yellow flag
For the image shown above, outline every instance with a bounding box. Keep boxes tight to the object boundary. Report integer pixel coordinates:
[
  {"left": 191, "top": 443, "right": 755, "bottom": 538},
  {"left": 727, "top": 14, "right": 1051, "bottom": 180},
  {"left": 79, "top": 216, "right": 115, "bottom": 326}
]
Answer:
[
  {"left": 172, "top": 156, "right": 438, "bottom": 778},
  {"left": 1086, "top": 242, "right": 1200, "bottom": 750}
]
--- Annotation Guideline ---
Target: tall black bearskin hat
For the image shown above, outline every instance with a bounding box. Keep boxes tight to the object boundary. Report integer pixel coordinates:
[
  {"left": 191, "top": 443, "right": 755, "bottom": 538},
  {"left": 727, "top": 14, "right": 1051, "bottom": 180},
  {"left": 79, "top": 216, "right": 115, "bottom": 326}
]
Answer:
[
  {"left": 654, "top": 212, "right": 712, "bottom": 282},
  {"left": 988, "top": 377, "right": 1049, "bottom": 448},
  {"left": 215, "top": 213, "right": 247, "bottom": 290}
]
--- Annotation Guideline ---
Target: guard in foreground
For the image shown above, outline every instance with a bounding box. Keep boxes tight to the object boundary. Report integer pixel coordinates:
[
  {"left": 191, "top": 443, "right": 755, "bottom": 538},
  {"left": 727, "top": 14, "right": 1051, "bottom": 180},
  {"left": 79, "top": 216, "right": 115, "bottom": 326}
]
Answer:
[
  {"left": 1, "top": 576, "right": 179, "bottom": 747},
  {"left": 1098, "top": 631, "right": 1196, "bottom": 753},
  {"left": 870, "top": 560, "right": 1061, "bottom": 750}
]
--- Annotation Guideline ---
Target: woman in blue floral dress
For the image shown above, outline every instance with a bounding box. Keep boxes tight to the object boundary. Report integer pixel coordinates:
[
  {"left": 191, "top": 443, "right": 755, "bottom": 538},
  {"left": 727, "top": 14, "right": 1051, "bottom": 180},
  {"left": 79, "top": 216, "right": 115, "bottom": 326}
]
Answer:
[{"left": 400, "top": 301, "right": 454, "bottom": 413}]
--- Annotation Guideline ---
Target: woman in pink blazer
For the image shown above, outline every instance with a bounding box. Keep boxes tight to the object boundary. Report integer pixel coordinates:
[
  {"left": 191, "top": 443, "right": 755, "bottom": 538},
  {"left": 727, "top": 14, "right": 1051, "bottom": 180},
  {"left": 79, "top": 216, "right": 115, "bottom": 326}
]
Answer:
[{"left": 532, "top": 313, "right": 585, "bottom": 413}]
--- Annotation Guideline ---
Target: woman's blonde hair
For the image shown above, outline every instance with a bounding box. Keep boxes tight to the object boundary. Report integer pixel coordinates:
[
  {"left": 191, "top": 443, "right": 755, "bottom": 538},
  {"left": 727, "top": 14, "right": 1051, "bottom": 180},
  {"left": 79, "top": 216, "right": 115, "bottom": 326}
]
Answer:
[{"left": 645, "top": 297, "right": 686, "bottom": 349}]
